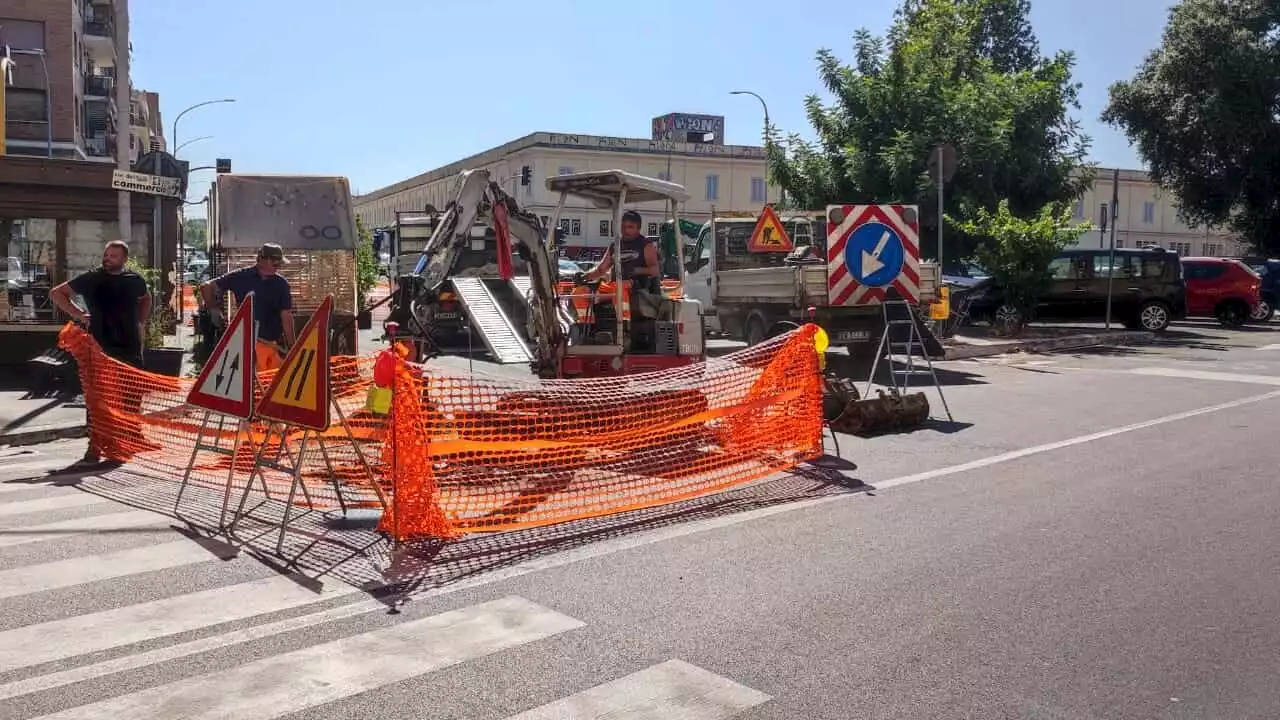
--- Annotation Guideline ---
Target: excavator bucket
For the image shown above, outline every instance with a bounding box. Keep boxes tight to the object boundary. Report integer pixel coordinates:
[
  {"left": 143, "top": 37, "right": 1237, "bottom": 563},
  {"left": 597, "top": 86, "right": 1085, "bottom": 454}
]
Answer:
[{"left": 823, "top": 374, "right": 931, "bottom": 435}]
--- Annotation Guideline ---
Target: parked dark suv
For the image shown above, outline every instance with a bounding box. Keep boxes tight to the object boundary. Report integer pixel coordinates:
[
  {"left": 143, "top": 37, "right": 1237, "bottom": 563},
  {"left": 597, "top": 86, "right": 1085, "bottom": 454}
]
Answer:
[{"left": 967, "top": 247, "right": 1187, "bottom": 332}]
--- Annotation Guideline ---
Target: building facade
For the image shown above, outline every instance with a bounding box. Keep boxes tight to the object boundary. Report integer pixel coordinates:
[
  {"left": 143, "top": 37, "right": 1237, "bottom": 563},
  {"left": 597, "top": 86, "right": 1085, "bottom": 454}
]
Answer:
[
  {"left": 354, "top": 129, "right": 776, "bottom": 250},
  {"left": 1068, "top": 167, "right": 1246, "bottom": 257},
  {"left": 0, "top": 0, "right": 133, "bottom": 162},
  {"left": 128, "top": 88, "right": 164, "bottom": 163}
]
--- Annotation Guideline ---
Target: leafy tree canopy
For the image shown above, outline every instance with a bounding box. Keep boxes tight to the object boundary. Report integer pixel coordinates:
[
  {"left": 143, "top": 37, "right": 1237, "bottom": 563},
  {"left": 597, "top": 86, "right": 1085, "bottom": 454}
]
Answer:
[
  {"left": 767, "top": 0, "right": 1092, "bottom": 262},
  {"left": 1102, "top": 0, "right": 1280, "bottom": 254}
]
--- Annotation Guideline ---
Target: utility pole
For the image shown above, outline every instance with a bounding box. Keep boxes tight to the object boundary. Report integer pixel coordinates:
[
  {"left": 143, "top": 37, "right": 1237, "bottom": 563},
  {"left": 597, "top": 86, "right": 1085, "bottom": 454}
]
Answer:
[
  {"left": 927, "top": 143, "right": 957, "bottom": 271},
  {"left": 1104, "top": 168, "right": 1120, "bottom": 330},
  {"left": 114, "top": 0, "right": 132, "bottom": 237}
]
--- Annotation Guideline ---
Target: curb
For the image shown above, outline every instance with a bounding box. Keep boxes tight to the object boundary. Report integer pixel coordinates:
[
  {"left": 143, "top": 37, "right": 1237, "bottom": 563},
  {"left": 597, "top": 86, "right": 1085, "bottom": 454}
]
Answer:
[
  {"left": 0, "top": 421, "right": 88, "bottom": 448},
  {"left": 943, "top": 330, "right": 1155, "bottom": 361}
]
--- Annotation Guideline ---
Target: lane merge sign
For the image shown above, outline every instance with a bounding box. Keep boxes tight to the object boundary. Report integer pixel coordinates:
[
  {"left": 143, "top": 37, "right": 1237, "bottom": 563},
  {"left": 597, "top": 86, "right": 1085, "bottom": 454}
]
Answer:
[{"left": 255, "top": 295, "right": 333, "bottom": 431}]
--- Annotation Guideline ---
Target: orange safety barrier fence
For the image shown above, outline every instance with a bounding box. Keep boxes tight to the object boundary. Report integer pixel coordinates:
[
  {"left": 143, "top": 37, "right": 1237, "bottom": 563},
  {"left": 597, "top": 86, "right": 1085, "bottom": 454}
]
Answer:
[{"left": 60, "top": 322, "right": 823, "bottom": 543}]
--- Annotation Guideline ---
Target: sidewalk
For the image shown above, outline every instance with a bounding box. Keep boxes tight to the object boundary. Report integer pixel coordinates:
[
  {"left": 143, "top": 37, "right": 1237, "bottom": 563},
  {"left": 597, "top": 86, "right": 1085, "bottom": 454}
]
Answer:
[
  {"left": 943, "top": 325, "right": 1154, "bottom": 360},
  {"left": 0, "top": 390, "right": 88, "bottom": 447}
]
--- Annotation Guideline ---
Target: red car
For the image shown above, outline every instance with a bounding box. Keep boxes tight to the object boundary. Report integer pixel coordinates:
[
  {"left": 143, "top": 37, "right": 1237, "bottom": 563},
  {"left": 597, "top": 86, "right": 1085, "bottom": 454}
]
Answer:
[{"left": 1180, "top": 257, "right": 1262, "bottom": 327}]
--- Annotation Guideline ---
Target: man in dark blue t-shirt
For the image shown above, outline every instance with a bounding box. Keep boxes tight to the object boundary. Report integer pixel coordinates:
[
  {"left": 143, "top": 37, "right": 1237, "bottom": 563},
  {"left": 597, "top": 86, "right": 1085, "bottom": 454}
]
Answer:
[{"left": 200, "top": 243, "right": 295, "bottom": 371}]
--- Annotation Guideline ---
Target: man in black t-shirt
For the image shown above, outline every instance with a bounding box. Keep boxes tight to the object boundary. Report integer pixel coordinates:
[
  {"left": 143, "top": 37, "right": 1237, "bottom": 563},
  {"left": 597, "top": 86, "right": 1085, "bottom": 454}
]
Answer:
[
  {"left": 51, "top": 240, "right": 152, "bottom": 464},
  {"left": 52, "top": 240, "right": 151, "bottom": 366}
]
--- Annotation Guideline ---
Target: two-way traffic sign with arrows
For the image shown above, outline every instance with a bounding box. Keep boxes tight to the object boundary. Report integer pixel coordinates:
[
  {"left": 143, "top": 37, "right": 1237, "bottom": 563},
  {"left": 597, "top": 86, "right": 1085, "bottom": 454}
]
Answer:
[{"left": 186, "top": 293, "right": 257, "bottom": 419}]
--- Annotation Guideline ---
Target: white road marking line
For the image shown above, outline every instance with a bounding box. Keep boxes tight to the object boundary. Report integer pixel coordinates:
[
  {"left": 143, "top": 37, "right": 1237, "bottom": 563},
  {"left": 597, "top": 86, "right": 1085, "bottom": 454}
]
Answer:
[
  {"left": 875, "top": 388, "right": 1280, "bottom": 490},
  {"left": 0, "top": 539, "right": 224, "bottom": 600},
  {"left": 1128, "top": 366, "right": 1280, "bottom": 386},
  {"left": 6, "top": 387, "right": 1277, "bottom": 699},
  {"left": 0, "top": 572, "right": 361, "bottom": 674},
  {"left": 0, "top": 492, "right": 111, "bottom": 519},
  {"left": 0, "top": 510, "right": 169, "bottom": 549},
  {"left": 31, "top": 596, "right": 583, "bottom": 720},
  {"left": 1254, "top": 343, "right": 1280, "bottom": 351},
  {"left": 503, "top": 659, "right": 771, "bottom": 720}
]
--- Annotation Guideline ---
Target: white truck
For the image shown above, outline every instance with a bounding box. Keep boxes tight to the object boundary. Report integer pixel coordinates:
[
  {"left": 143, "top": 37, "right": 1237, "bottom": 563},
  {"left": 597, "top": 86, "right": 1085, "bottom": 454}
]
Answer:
[{"left": 680, "top": 205, "right": 943, "bottom": 364}]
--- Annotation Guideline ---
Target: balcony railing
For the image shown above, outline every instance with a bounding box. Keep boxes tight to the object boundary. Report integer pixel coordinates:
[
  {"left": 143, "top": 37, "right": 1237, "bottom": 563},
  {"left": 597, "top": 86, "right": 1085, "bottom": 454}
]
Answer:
[
  {"left": 84, "top": 74, "right": 113, "bottom": 97},
  {"left": 83, "top": 19, "right": 114, "bottom": 38},
  {"left": 85, "top": 137, "right": 109, "bottom": 156}
]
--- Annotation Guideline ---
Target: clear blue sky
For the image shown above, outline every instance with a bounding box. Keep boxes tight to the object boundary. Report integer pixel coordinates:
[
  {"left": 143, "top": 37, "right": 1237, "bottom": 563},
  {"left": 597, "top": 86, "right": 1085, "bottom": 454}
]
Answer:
[{"left": 130, "top": 0, "right": 1170, "bottom": 209}]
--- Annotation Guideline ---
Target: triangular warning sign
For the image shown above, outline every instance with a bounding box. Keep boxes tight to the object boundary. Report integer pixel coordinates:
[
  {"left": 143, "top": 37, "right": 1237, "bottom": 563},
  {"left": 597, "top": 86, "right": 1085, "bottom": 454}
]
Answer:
[
  {"left": 747, "top": 206, "right": 794, "bottom": 253},
  {"left": 187, "top": 293, "right": 257, "bottom": 419},
  {"left": 255, "top": 295, "right": 332, "bottom": 431}
]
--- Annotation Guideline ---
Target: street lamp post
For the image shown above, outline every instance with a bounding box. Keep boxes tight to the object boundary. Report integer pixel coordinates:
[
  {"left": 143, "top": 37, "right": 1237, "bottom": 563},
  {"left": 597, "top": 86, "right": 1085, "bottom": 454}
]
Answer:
[
  {"left": 730, "top": 90, "right": 773, "bottom": 204},
  {"left": 173, "top": 135, "right": 213, "bottom": 155},
  {"left": 171, "top": 98, "right": 234, "bottom": 155}
]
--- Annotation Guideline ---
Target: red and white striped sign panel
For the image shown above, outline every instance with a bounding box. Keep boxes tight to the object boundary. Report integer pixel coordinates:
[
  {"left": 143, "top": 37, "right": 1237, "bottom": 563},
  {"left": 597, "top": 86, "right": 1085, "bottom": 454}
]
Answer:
[{"left": 825, "top": 204, "right": 921, "bottom": 306}]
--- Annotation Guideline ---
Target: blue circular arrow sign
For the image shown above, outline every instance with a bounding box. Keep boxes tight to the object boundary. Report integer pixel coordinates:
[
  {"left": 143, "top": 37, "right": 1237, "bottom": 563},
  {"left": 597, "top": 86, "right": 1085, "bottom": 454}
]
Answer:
[{"left": 844, "top": 221, "right": 905, "bottom": 287}]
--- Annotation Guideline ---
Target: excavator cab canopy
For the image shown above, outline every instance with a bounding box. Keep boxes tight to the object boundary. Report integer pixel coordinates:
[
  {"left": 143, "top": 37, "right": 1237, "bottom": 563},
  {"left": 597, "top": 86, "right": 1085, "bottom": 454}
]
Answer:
[{"left": 545, "top": 169, "right": 690, "bottom": 207}]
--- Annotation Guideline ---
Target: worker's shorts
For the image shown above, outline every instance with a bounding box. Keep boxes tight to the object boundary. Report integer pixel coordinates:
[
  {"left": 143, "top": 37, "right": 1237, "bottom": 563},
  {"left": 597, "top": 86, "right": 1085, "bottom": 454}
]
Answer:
[{"left": 256, "top": 340, "right": 283, "bottom": 372}]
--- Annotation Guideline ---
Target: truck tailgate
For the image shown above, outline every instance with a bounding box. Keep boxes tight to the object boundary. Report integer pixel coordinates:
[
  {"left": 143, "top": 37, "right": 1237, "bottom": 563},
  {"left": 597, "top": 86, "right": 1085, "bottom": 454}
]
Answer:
[{"left": 716, "top": 266, "right": 829, "bottom": 305}]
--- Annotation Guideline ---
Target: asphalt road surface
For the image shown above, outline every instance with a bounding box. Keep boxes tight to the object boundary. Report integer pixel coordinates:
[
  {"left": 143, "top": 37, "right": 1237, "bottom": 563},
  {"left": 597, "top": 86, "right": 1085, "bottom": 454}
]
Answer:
[{"left": 0, "top": 321, "right": 1278, "bottom": 719}]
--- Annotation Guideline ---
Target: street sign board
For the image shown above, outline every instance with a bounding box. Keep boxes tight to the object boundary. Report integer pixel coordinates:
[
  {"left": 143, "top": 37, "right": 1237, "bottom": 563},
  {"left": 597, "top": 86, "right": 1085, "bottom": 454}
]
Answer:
[
  {"left": 111, "top": 169, "right": 182, "bottom": 198},
  {"left": 826, "top": 204, "right": 922, "bottom": 306},
  {"left": 255, "top": 295, "right": 333, "bottom": 431},
  {"left": 187, "top": 293, "right": 256, "bottom": 418},
  {"left": 747, "top": 206, "right": 794, "bottom": 253}
]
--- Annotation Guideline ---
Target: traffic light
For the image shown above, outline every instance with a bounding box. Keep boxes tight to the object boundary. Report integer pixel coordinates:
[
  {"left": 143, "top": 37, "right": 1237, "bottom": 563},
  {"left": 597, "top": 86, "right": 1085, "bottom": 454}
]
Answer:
[
  {"left": 215, "top": 158, "right": 231, "bottom": 174},
  {"left": 520, "top": 165, "right": 531, "bottom": 186}
]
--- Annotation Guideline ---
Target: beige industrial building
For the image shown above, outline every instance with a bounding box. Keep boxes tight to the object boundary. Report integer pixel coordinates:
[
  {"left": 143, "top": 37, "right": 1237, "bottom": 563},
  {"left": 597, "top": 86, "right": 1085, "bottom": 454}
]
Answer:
[
  {"left": 355, "top": 121, "right": 1249, "bottom": 259},
  {"left": 1068, "top": 167, "right": 1246, "bottom": 257},
  {"left": 354, "top": 113, "right": 775, "bottom": 250}
]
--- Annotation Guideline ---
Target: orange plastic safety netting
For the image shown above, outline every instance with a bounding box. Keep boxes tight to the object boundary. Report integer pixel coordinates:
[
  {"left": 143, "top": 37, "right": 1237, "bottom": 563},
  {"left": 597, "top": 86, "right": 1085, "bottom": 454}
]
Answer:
[{"left": 60, "top": 323, "right": 823, "bottom": 543}]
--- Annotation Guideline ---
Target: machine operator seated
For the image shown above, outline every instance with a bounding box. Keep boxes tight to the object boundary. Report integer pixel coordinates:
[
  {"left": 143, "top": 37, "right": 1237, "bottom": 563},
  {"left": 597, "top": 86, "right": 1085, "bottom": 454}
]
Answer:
[{"left": 575, "top": 209, "right": 664, "bottom": 351}]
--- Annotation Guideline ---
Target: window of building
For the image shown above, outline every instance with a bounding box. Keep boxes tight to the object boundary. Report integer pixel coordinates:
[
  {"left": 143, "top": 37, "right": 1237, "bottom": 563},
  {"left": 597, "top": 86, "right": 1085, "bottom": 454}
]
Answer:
[
  {"left": 558, "top": 166, "right": 574, "bottom": 176},
  {"left": 750, "top": 177, "right": 766, "bottom": 204},
  {"left": 1143, "top": 201, "right": 1156, "bottom": 224},
  {"left": 1135, "top": 240, "right": 1160, "bottom": 249},
  {"left": 1074, "top": 199, "right": 1085, "bottom": 219},
  {"left": 599, "top": 220, "right": 611, "bottom": 237},
  {"left": 570, "top": 218, "right": 582, "bottom": 237},
  {"left": 4, "top": 89, "right": 48, "bottom": 122},
  {"left": 0, "top": 20, "right": 46, "bottom": 50},
  {"left": 705, "top": 174, "right": 719, "bottom": 201},
  {"left": 1203, "top": 242, "right": 1222, "bottom": 257},
  {"left": 1168, "top": 241, "right": 1192, "bottom": 255},
  {"left": 647, "top": 222, "right": 659, "bottom": 237},
  {"left": 1099, "top": 203, "right": 1110, "bottom": 224},
  {"left": 558, "top": 218, "right": 570, "bottom": 235}
]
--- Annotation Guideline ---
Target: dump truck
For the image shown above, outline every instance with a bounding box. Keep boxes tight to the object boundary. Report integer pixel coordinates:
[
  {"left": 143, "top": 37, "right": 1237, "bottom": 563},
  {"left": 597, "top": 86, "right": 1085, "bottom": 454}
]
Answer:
[
  {"left": 680, "top": 206, "right": 944, "bottom": 368},
  {"left": 205, "top": 173, "right": 361, "bottom": 353}
]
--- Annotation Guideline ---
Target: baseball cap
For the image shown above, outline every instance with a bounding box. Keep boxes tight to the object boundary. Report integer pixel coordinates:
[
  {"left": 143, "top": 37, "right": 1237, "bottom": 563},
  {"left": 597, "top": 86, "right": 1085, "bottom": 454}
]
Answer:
[{"left": 257, "top": 243, "right": 288, "bottom": 264}]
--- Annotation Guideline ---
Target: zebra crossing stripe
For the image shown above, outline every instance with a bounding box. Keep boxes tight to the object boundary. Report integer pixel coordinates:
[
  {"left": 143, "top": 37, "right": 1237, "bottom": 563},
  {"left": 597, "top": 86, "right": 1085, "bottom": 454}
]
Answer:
[
  {"left": 0, "top": 572, "right": 361, "bottom": 674},
  {"left": 0, "top": 492, "right": 112, "bottom": 519},
  {"left": 0, "top": 539, "right": 225, "bottom": 600},
  {"left": 502, "top": 659, "right": 771, "bottom": 720},
  {"left": 29, "top": 596, "right": 583, "bottom": 720},
  {"left": 0, "top": 510, "right": 170, "bottom": 548}
]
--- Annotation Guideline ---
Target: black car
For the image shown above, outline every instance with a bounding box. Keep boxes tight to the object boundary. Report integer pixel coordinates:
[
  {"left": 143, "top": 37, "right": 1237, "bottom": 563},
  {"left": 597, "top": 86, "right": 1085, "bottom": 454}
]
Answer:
[
  {"left": 1237, "top": 257, "right": 1279, "bottom": 322},
  {"left": 967, "top": 247, "right": 1187, "bottom": 332}
]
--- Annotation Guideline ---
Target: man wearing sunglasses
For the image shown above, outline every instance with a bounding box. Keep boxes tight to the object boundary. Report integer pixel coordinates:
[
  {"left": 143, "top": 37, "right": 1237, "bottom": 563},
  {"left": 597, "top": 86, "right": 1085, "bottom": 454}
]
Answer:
[{"left": 200, "top": 243, "right": 295, "bottom": 371}]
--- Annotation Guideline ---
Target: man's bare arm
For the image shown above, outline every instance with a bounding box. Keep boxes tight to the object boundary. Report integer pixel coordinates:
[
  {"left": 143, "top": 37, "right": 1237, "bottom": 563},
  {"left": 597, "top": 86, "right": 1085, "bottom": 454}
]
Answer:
[
  {"left": 639, "top": 243, "right": 661, "bottom": 277},
  {"left": 585, "top": 249, "right": 614, "bottom": 282},
  {"left": 50, "top": 283, "right": 88, "bottom": 324},
  {"left": 279, "top": 310, "right": 296, "bottom": 346}
]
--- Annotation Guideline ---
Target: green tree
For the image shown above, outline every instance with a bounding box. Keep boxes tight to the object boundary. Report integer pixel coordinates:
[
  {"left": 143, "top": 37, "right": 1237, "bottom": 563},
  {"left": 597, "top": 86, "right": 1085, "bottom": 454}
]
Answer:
[
  {"left": 182, "top": 218, "right": 208, "bottom": 251},
  {"left": 948, "top": 200, "right": 1092, "bottom": 333},
  {"left": 354, "top": 216, "right": 380, "bottom": 309},
  {"left": 766, "top": 0, "right": 1092, "bottom": 262},
  {"left": 1102, "top": 0, "right": 1278, "bottom": 254}
]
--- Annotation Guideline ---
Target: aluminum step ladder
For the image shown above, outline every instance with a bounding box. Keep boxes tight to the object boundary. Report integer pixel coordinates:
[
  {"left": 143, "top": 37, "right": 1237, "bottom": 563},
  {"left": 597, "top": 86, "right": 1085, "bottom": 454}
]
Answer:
[
  {"left": 864, "top": 289, "right": 953, "bottom": 422},
  {"left": 451, "top": 277, "right": 533, "bottom": 364}
]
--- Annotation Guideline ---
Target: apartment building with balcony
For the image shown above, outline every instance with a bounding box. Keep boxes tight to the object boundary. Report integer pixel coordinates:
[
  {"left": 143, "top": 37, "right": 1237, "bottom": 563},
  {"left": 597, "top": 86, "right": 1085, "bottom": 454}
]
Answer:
[
  {"left": 0, "top": 0, "right": 125, "bottom": 161},
  {"left": 128, "top": 88, "right": 164, "bottom": 163}
]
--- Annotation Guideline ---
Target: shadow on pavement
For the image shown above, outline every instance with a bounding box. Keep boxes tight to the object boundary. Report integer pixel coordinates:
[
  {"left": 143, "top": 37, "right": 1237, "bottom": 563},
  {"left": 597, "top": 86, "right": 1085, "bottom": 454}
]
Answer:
[{"left": 62, "top": 460, "right": 871, "bottom": 607}]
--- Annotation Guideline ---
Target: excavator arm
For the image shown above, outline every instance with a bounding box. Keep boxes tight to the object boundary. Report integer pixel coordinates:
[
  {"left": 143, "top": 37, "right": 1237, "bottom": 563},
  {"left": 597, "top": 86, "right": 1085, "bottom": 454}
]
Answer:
[{"left": 404, "top": 169, "right": 567, "bottom": 376}]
